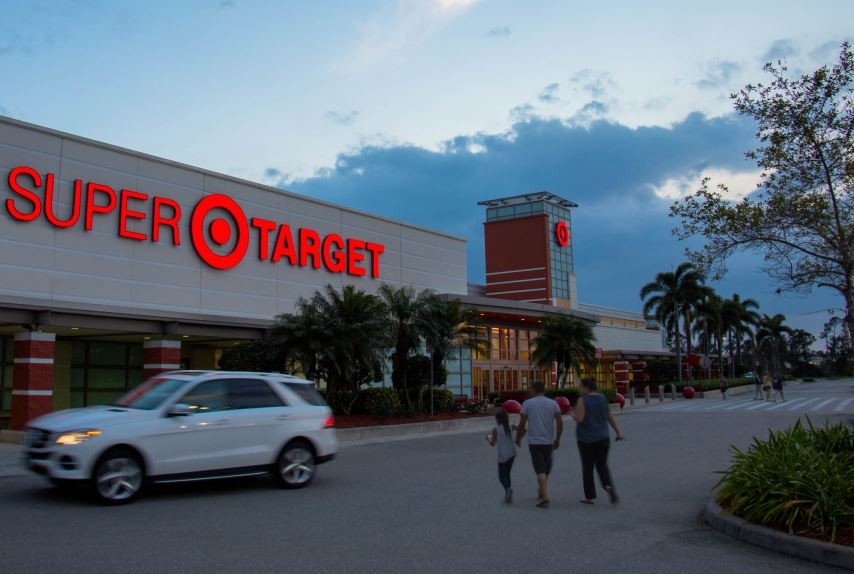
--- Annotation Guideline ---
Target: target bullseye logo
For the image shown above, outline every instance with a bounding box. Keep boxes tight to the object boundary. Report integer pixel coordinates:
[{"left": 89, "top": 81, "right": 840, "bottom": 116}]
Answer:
[
  {"left": 191, "top": 194, "right": 249, "bottom": 269},
  {"left": 555, "top": 220, "right": 570, "bottom": 247}
]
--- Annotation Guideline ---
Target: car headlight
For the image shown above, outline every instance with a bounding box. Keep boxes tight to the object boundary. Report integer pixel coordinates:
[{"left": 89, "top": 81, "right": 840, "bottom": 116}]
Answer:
[{"left": 55, "top": 429, "right": 102, "bottom": 446}]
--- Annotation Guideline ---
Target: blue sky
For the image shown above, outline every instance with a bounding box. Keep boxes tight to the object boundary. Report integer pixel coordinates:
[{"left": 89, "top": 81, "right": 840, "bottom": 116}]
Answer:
[{"left": 2, "top": 0, "right": 852, "bottom": 340}]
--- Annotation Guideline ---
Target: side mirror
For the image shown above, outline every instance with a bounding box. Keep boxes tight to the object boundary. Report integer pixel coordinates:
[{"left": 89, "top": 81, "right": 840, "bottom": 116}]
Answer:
[{"left": 167, "top": 403, "right": 193, "bottom": 417}]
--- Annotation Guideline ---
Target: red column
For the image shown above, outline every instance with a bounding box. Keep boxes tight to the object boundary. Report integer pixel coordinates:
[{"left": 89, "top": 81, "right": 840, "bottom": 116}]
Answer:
[
  {"left": 143, "top": 340, "right": 182, "bottom": 380},
  {"left": 613, "top": 360, "right": 630, "bottom": 395},
  {"left": 11, "top": 332, "right": 56, "bottom": 430}
]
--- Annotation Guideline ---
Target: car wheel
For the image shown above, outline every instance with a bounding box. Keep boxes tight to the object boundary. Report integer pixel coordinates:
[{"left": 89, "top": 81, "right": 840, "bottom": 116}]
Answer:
[
  {"left": 92, "top": 449, "right": 144, "bottom": 504},
  {"left": 275, "top": 440, "right": 315, "bottom": 489}
]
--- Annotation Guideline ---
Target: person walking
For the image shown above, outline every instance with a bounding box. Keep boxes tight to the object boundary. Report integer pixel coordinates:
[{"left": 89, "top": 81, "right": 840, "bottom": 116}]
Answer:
[
  {"left": 762, "top": 372, "right": 773, "bottom": 401},
  {"left": 752, "top": 371, "right": 763, "bottom": 400},
  {"left": 487, "top": 409, "right": 517, "bottom": 503},
  {"left": 719, "top": 376, "right": 728, "bottom": 400},
  {"left": 571, "top": 378, "right": 624, "bottom": 505},
  {"left": 515, "top": 381, "right": 563, "bottom": 508},
  {"left": 772, "top": 375, "right": 785, "bottom": 402}
]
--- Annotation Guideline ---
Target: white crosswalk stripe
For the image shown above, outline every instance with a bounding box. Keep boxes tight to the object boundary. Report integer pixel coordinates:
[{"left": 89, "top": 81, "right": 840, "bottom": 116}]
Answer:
[
  {"left": 639, "top": 393, "right": 853, "bottom": 414},
  {"left": 834, "top": 398, "right": 853, "bottom": 412}
]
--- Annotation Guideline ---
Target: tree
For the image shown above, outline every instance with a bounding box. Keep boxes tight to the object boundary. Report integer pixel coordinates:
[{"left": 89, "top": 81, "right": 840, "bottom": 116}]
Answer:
[
  {"left": 755, "top": 314, "right": 793, "bottom": 377},
  {"left": 530, "top": 315, "right": 596, "bottom": 387},
  {"left": 819, "top": 315, "right": 851, "bottom": 375},
  {"left": 421, "top": 295, "right": 486, "bottom": 388},
  {"left": 785, "top": 328, "right": 816, "bottom": 376},
  {"left": 640, "top": 262, "right": 708, "bottom": 383},
  {"left": 378, "top": 284, "right": 433, "bottom": 392},
  {"left": 271, "top": 284, "right": 388, "bottom": 394},
  {"left": 727, "top": 294, "right": 761, "bottom": 372},
  {"left": 671, "top": 42, "right": 854, "bottom": 364}
]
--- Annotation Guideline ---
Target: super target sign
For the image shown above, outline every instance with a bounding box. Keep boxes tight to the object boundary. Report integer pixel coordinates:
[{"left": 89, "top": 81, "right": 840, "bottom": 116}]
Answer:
[{"left": 4, "top": 166, "right": 385, "bottom": 277}]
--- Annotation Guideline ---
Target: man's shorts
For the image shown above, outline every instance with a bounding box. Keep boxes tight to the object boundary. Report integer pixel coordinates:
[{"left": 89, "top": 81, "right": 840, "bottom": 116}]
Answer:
[{"left": 528, "top": 444, "right": 554, "bottom": 475}]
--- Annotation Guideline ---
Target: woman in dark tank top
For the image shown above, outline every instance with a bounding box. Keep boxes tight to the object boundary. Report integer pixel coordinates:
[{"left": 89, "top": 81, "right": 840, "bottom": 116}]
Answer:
[{"left": 571, "top": 378, "right": 625, "bottom": 505}]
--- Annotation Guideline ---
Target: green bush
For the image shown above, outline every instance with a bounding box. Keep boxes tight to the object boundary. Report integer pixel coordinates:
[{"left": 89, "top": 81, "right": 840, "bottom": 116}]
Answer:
[
  {"left": 599, "top": 387, "right": 616, "bottom": 404},
  {"left": 423, "top": 387, "right": 455, "bottom": 413},
  {"left": 715, "top": 418, "right": 854, "bottom": 543},
  {"left": 322, "top": 389, "right": 362, "bottom": 415},
  {"left": 361, "top": 387, "right": 402, "bottom": 416}
]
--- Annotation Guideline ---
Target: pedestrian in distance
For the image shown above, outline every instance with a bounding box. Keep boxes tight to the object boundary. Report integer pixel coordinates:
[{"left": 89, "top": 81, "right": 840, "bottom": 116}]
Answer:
[
  {"left": 515, "top": 381, "right": 563, "bottom": 509},
  {"left": 772, "top": 376, "right": 785, "bottom": 402},
  {"left": 487, "top": 409, "right": 517, "bottom": 503},
  {"left": 752, "top": 371, "right": 763, "bottom": 400},
  {"left": 571, "top": 378, "right": 624, "bottom": 505},
  {"left": 762, "top": 372, "right": 773, "bottom": 401},
  {"left": 719, "top": 376, "right": 728, "bottom": 400}
]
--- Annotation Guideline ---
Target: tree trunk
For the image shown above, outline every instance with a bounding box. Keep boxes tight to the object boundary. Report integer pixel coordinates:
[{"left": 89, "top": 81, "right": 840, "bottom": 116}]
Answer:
[
  {"left": 845, "top": 284, "right": 854, "bottom": 373},
  {"left": 684, "top": 310, "right": 693, "bottom": 380}
]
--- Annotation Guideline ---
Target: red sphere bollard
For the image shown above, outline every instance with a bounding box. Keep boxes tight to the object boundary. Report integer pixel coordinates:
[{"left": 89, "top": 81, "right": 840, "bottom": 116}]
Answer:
[
  {"left": 502, "top": 399, "right": 522, "bottom": 414},
  {"left": 682, "top": 386, "right": 696, "bottom": 399},
  {"left": 554, "top": 396, "right": 571, "bottom": 414},
  {"left": 616, "top": 393, "right": 625, "bottom": 409}
]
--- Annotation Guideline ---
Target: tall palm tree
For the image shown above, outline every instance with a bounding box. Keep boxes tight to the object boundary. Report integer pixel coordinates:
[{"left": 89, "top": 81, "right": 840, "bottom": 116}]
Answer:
[
  {"left": 694, "top": 292, "right": 727, "bottom": 381},
  {"left": 378, "top": 284, "right": 433, "bottom": 391},
  {"left": 728, "top": 294, "right": 761, "bottom": 372},
  {"left": 756, "top": 314, "right": 793, "bottom": 377},
  {"left": 530, "top": 315, "right": 596, "bottom": 387},
  {"left": 640, "top": 262, "right": 707, "bottom": 384},
  {"left": 421, "top": 295, "right": 487, "bottom": 388}
]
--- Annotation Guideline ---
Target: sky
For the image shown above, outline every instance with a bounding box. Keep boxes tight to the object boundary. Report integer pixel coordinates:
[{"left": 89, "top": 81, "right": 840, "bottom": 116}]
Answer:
[{"left": 1, "top": 0, "right": 852, "bottom": 342}]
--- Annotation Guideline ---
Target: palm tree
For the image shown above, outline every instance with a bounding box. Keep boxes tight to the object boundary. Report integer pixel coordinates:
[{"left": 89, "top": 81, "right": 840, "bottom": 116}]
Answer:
[
  {"left": 728, "top": 294, "right": 760, "bottom": 373},
  {"left": 530, "top": 315, "right": 596, "bottom": 387},
  {"left": 640, "top": 262, "right": 707, "bottom": 384},
  {"left": 378, "top": 284, "right": 434, "bottom": 392},
  {"left": 756, "top": 314, "right": 793, "bottom": 377},
  {"left": 421, "top": 295, "right": 487, "bottom": 388},
  {"left": 272, "top": 284, "right": 388, "bottom": 393},
  {"left": 694, "top": 292, "right": 727, "bottom": 381}
]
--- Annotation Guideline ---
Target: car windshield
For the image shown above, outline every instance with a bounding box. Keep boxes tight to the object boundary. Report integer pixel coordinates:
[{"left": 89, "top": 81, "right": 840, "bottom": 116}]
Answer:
[{"left": 113, "top": 378, "right": 188, "bottom": 410}]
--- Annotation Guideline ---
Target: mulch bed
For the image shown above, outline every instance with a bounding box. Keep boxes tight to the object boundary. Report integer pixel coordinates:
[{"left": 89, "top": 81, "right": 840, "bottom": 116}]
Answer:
[{"left": 334, "top": 412, "right": 491, "bottom": 429}]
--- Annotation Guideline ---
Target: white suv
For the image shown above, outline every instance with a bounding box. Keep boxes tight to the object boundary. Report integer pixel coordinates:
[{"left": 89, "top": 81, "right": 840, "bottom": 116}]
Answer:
[{"left": 23, "top": 371, "right": 338, "bottom": 504}]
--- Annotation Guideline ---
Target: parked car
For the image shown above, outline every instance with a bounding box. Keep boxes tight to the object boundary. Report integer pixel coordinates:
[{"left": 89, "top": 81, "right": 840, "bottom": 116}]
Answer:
[
  {"left": 23, "top": 371, "right": 337, "bottom": 504},
  {"left": 744, "top": 371, "right": 754, "bottom": 379}
]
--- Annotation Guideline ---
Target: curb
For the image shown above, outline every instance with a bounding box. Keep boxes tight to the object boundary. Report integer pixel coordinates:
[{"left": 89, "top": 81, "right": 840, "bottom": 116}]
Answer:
[
  {"left": 704, "top": 501, "right": 854, "bottom": 571},
  {"left": 0, "top": 430, "right": 23, "bottom": 444}
]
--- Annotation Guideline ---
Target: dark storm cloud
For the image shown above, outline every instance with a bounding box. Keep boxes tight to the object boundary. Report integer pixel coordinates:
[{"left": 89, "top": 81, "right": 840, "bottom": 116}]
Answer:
[
  {"left": 284, "top": 111, "right": 761, "bottom": 312},
  {"left": 538, "top": 83, "right": 560, "bottom": 103},
  {"left": 324, "top": 110, "right": 359, "bottom": 126},
  {"left": 761, "top": 39, "right": 797, "bottom": 62},
  {"left": 487, "top": 26, "right": 511, "bottom": 38},
  {"left": 696, "top": 60, "right": 742, "bottom": 89}
]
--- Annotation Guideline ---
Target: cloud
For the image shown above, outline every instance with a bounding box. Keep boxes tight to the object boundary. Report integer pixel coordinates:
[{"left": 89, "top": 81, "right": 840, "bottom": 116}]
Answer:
[
  {"left": 281, "top": 107, "right": 837, "bottom": 334},
  {"left": 324, "top": 110, "right": 360, "bottom": 126},
  {"left": 695, "top": 60, "right": 742, "bottom": 89},
  {"left": 346, "top": 0, "right": 480, "bottom": 70},
  {"left": 263, "top": 168, "right": 289, "bottom": 186},
  {"left": 487, "top": 26, "right": 511, "bottom": 38},
  {"left": 761, "top": 39, "right": 797, "bottom": 62},
  {"left": 809, "top": 38, "right": 853, "bottom": 64},
  {"left": 509, "top": 103, "right": 535, "bottom": 122},
  {"left": 218, "top": 0, "right": 236, "bottom": 8},
  {"left": 538, "top": 83, "right": 560, "bottom": 103},
  {"left": 569, "top": 69, "right": 617, "bottom": 100},
  {"left": 649, "top": 167, "right": 762, "bottom": 201}
]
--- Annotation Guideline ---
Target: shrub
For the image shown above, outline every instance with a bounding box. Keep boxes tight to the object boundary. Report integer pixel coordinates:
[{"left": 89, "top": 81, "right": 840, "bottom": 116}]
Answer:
[
  {"left": 423, "top": 387, "right": 455, "bottom": 413},
  {"left": 715, "top": 418, "right": 854, "bottom": 543},
  {"left": 361, "top": 387, "right": 402, "bottom": 416},
  {"left": 323, "top": 389, "right": 362, "bottom": 415},
  {"left": 599, "top": 387, "right": 616, "bottom": 404}
]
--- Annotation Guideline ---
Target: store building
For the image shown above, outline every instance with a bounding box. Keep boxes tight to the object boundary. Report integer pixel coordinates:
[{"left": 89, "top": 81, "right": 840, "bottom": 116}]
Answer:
[{"left": 0, "top": 116, "right": 668, "bottom": 429}]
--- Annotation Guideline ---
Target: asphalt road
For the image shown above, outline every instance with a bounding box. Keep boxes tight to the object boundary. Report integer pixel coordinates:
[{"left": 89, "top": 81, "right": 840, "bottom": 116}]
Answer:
[{"left": 1, "top": 380, "right": 852, "bottom": 574}]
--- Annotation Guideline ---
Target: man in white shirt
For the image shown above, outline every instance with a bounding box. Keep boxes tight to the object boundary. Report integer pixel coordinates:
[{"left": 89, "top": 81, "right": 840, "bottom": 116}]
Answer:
[{"left": 515, "top": 381, "right": 563, "bottom": 508}]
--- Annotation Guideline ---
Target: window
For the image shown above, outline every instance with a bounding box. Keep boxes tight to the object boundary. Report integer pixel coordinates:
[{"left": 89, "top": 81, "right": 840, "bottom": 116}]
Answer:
[
  {"left": 227, "top": 379, "right": 285, "bottom": 409},
  {"left": 180, "top": 380, "right": 229, "bottom": 413},
  {"left": 282, "top": 382, "right": 325, "bottom": 406},
  {"left": 116, "top": 378, "right": 187, "bottom": 410},
  {"left": 70, "top": 342, "right": 144, "bottom": 408}
]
